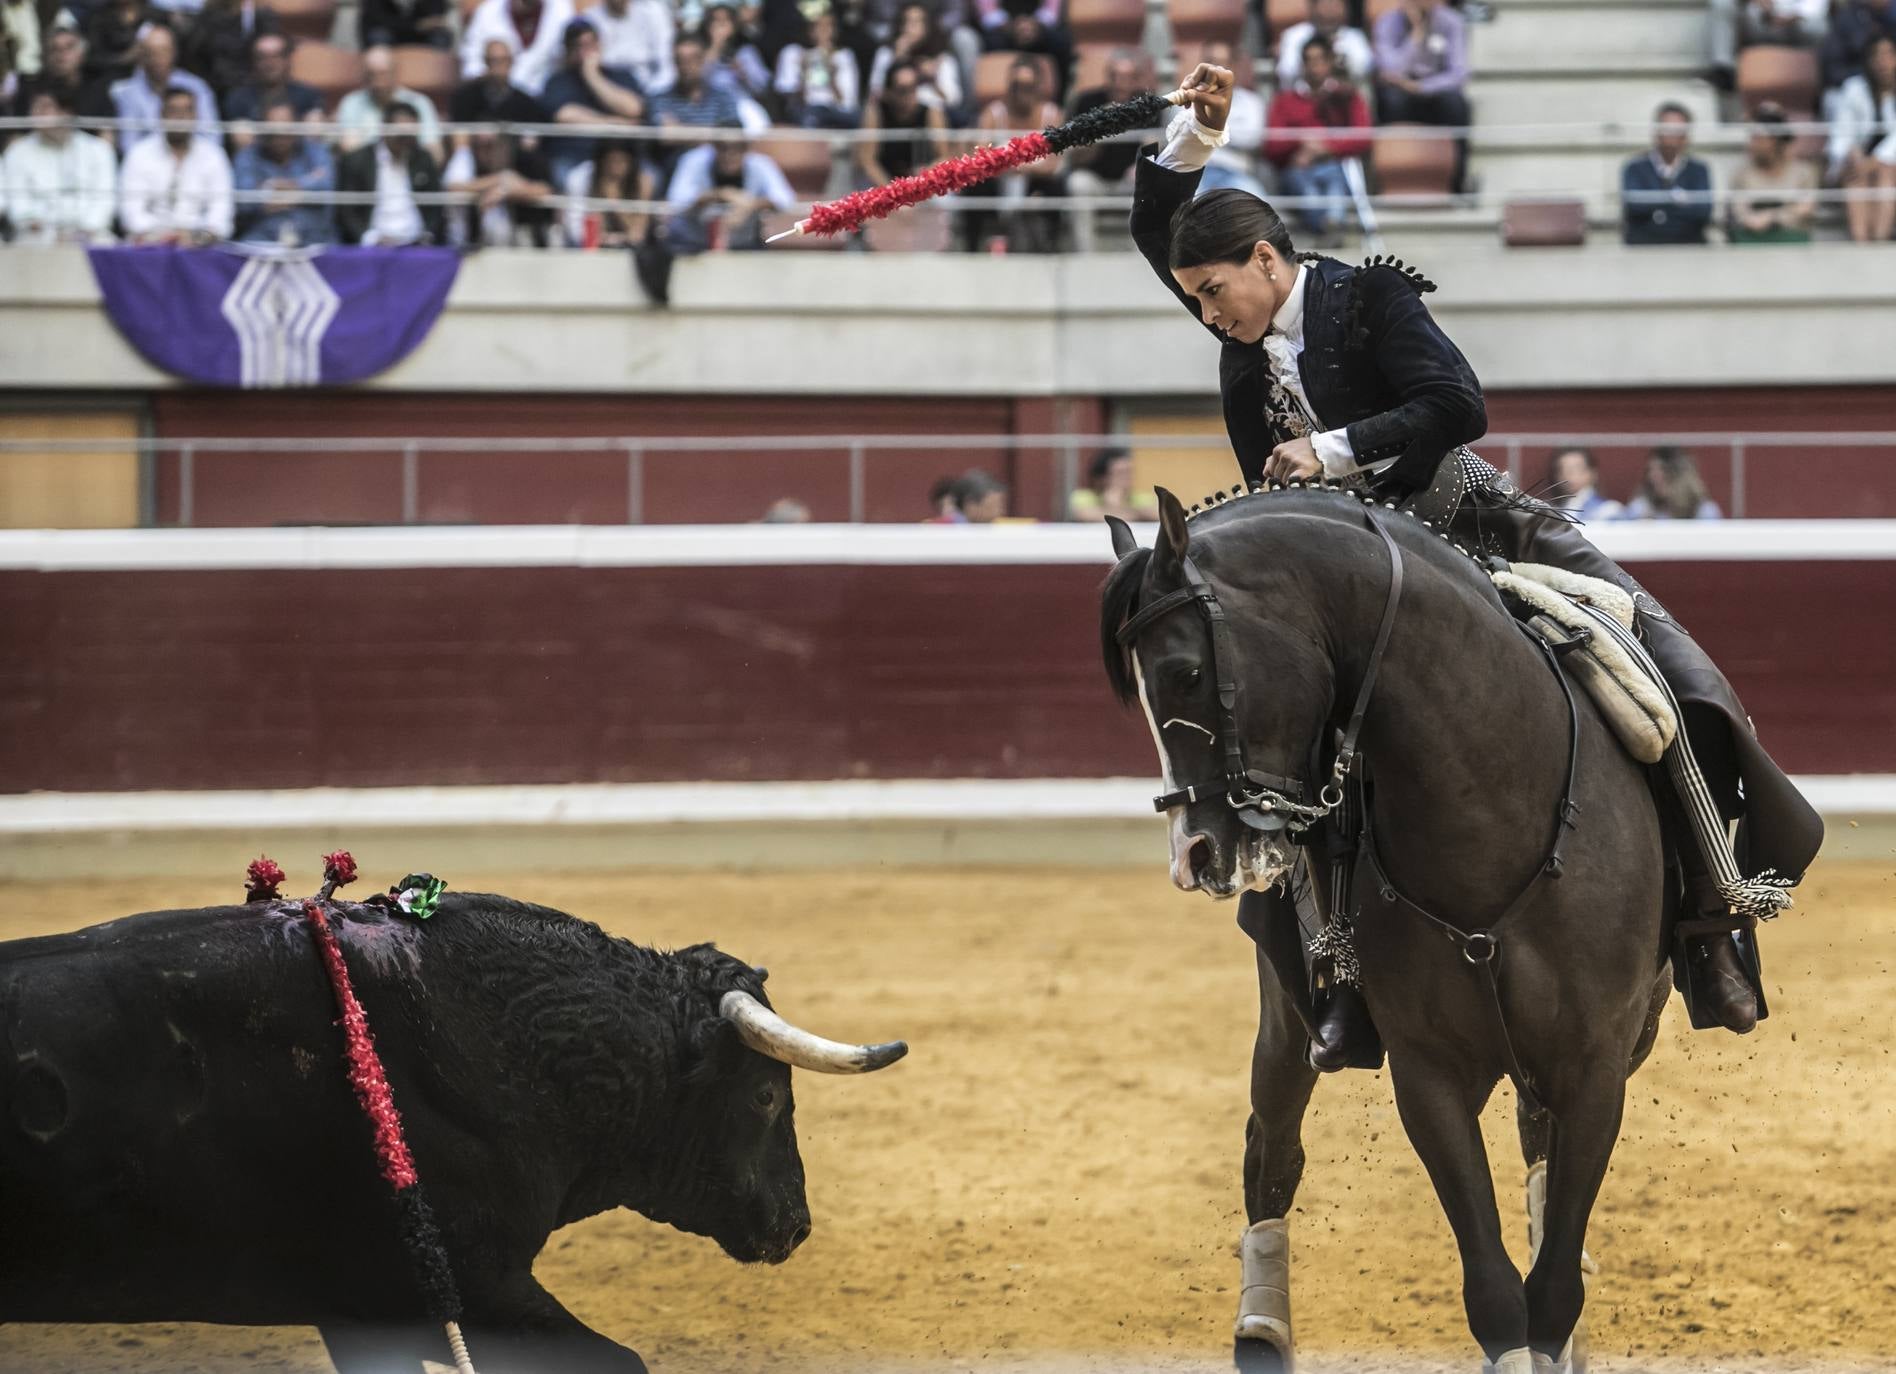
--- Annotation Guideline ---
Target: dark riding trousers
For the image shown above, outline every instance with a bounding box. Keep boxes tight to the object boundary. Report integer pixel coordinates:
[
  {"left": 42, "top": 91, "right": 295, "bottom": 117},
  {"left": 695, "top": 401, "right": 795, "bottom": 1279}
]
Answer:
[{"left": 1129, "top": 150, "right": 1824, "bottom": 885}]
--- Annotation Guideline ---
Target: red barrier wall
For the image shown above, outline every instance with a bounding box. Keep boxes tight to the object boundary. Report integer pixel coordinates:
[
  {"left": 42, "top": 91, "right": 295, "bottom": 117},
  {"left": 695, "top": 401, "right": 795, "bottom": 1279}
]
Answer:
[{"left": 2, "top": 556, "right": 1889, "bottom": 792}]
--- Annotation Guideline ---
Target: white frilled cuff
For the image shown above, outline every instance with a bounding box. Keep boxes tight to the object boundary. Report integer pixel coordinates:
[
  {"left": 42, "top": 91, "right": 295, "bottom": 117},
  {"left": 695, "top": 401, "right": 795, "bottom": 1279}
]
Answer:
[
  {"left": 1153, "top": 107, "right": 1230, "bottom": 173},
  {"left": 1313, "top": 428, "right": 1360, "bottom": 476}
]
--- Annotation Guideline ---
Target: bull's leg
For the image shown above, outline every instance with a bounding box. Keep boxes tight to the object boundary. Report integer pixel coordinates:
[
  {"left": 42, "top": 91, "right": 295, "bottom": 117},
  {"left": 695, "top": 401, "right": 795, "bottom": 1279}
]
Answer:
[
  {"left": 1234, "top": 908, "right": 1320, "bottom": 1374},
  {"left": 459, "top": 1272, "right": 649, "bottom": 1373},
  {"left": 1388, "top": 1055, "right": 1530, "bottom": 1370},
  {"left": 1524, "top": 1068, "right": 1628, "bottom": 1371}
]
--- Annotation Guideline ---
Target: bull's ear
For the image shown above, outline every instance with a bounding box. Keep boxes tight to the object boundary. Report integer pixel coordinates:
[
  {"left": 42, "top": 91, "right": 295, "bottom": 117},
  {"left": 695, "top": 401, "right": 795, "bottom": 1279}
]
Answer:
[
  {"left": 1151, "top": 487, "right": 1189, "bottom": 583},
  {"left": 1105, "top": 514, "right": 1138, "bottom": 561}
]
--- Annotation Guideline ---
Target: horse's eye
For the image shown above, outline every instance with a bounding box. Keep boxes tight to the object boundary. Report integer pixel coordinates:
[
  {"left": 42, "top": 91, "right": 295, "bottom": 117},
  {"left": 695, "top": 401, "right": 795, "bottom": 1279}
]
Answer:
[{"left": 1181, "top": 667, "right": 1203, "bottom": 690}]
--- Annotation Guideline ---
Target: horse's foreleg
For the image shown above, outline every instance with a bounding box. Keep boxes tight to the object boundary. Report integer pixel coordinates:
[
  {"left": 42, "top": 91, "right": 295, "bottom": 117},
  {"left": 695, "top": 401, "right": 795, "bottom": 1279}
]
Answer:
[
  {"left": 1389, "top": 1055, "right": 1529, "bottom": 1368},
  {"left": 1523, "top": 1068, "right": 1627, "bottom": 1370},
  {"left": 1235, "top": 924, "right": 1319, "bottom": 1371}
]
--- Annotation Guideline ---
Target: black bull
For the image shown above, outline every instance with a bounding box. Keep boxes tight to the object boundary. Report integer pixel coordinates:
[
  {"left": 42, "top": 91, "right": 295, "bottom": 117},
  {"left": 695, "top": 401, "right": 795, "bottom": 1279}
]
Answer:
[{"left": 0, "top": 893, "right": 905, "bottom": 1373}]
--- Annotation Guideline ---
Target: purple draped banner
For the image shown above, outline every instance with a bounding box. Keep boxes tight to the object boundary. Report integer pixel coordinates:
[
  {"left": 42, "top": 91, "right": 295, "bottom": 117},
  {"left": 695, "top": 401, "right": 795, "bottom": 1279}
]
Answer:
[{"left": 87, "top": 244, "right": 461, "bottom": 388}]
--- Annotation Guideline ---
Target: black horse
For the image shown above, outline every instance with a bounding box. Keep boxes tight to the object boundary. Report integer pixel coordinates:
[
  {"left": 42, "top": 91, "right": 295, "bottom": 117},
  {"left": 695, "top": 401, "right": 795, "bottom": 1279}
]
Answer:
[{"left": 1102, "top": 485, "right": 1675, "bottom": 1373}]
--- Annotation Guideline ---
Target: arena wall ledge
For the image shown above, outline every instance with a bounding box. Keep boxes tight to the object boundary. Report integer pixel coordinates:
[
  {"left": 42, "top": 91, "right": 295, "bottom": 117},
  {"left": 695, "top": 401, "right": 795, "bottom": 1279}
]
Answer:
[
  {"left": 2, "top": 522, "right": 1891, "bottom": 879},
  {"left": 5, "top": 244, "right": 1896, "bottom": 395}
]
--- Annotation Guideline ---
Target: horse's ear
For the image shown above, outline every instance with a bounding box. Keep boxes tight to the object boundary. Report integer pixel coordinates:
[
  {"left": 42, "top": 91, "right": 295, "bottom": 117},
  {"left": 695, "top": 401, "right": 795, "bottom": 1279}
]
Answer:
[
  {"left": 1105, "top": 514, "right": 1138, "bottom": 561},
  {"left": 1152, "top": 487, "right": 1189, "bottom": 581}
]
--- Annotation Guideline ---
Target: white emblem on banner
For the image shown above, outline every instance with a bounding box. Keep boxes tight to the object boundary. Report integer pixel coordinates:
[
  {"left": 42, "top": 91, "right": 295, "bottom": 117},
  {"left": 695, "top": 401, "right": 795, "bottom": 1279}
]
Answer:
[{"left": 218, "top": 256, "right": 343, "bottom": 388}]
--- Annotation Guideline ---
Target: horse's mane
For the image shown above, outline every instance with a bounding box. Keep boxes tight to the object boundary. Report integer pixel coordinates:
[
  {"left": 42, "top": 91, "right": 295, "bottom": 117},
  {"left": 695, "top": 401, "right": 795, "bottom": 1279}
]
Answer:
[{"left": 1098, "top": 483, "right": 1503, "bottom": 709}]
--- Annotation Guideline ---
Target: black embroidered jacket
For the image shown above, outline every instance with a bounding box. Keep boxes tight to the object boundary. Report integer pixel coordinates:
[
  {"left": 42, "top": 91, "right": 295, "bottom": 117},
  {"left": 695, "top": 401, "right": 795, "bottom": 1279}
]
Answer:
[{"left": 1129, "top": 151, "right": 1487, "bottom": 494}]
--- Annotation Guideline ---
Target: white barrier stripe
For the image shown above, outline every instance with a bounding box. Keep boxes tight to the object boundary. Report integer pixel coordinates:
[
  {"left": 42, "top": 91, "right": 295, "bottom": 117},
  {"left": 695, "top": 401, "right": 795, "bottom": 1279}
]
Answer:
[
  {"left": 0, "top": 776, "right": 1885, "bottom": 835},
  {"left": 3, "top": 521, "right": 1895, "bottom": 571}
]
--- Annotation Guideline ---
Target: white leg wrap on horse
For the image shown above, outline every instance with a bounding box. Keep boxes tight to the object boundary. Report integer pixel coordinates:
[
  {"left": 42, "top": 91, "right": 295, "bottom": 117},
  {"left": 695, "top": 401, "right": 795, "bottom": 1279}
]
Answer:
[
  {"left": 1234, "top": 1217, "right": 1293, "bottom": 1359},
  {"left": 1486, "top": 1347, "right": 1536, "bottom": 1374}
]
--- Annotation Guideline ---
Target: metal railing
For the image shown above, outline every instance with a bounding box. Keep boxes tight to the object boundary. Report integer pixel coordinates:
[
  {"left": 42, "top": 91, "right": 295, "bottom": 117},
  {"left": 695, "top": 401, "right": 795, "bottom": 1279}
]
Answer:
[{"left": 5, "top": 429, "right": 1891, "bottom": 525}]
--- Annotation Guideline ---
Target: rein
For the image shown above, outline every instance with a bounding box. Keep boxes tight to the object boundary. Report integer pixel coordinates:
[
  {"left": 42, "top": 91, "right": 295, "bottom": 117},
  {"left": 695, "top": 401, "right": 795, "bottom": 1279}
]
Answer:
[{"left": 1115, "top": 504, "right": 1405, "bottom": 834}]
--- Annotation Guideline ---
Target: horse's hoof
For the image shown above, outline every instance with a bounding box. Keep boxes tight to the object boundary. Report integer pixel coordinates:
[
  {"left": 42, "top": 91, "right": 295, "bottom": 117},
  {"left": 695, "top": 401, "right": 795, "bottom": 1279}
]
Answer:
[{"left": 1233, "top": 1332, "right": 1292, "bottom": 1374}]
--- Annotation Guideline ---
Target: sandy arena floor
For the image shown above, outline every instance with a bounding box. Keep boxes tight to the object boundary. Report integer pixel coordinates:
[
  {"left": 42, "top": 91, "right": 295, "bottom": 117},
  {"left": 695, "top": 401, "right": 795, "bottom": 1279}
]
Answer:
[{"left": 1, "top": 859, "right": 1892, "bottom": 1374}]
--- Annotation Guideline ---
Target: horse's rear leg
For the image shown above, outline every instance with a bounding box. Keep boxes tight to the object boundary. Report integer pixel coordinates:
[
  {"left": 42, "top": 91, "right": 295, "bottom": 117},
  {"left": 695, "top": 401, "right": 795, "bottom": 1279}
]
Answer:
[
  {"left": 1235, "top": 932, "right": 1319, "bottom": 1373},
  {"left": 1389, "top": 1056, "right": 1529, "bottom": 1368},
  {"left": 1524, "top": 1068, "right": 1627, "bottom": 1370}
]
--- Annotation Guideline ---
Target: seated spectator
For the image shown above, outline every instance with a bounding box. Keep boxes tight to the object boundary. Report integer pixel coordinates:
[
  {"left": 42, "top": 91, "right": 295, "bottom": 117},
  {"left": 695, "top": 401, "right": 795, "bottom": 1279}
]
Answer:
[
  {"left": 1820, "top": 0, "right": 1896, "bottom": 99},
  {"left": 539, "top": 19, "right": 645, "bottom": 188},
  {"left": 448, "top": 35, "right": 548, "bottom": 141},
  {"left": 1710, "top": 0, "right": 1826, "bottom": 92},
  {"left": 953, "top": 467, "right": 1008, "bottom": 521},
  {"left": 584, "top": 0, "right": 673, "bottom": 91},
  {"left": 1625, "top": 447, "right": 1722, "bottom": 521},
  {"left": 1827, "top": 32, "right": 1896, "bottom": 242},
  {"left": 2, "top": 86, "right": 117, "bottom": 242},
  {"left": 1066, "top": 449, "right": 1157, "bottom": 522},
  {"left": 868, "top": 2, "right": 960, "bottom": 112},
  {"left": 973, "top": 0, "right": 1068, "bottom": 101},
  {"left": 663, "top": 123, "right": 793, "bottom": 252},
  {"left": 221, "top": 31, "right": 325, "bottom": 130},
  {"left": 1063, "top": 48, "right": 1161, "bottom": 251},
  {"left": 22, "top": 25, "right": 116, "bottom": 122},
  {"left": 648, "top": 32, "right": 745, "bottom": 166},
  {"left": 1621, "top": 102, "right": 1712, "bottom": 245},
  {"left": 924, "top": 473, "right": 963, "bottom": 522},
  {"left": 444, "top": 127, "right": 554, "bottom": 245},
  {"left": 111, "top": 25, "right": 218, "bottom": 146},
  {"left": 231, "top": 93, "right": 333, "bottom": 242},
  {"left": 181, "top": 0, "right": 282, "bottom": 99},
  {"left": 1372, "top": 0, "right": 1469, "bottom": 190},
  {"left": 339, "top": 44, "right": 445, "bottom": 159},
  {"left": 335, "top": 100, "right": 446, "bottom": 243},
  {"left": 4, "top": 0, "right": 41, "bottom": 83},
  {"left": 1275, "top": 0, "right": 1373, "bottom": 90},
  {"left": 83, "top": 0, "right": 148, "bottom": 82},
  {"left": 1543, "top": 446, "right": 1623, "bottom": 524},
  {"left": 963, "top": 52, "right": 1062, "bottom": 251},
  {"left": 775, "top": 7, "right": 860, "bottom": 127},
  {"left": 461, "top": 0, "right": 576, "bottom": 98},
  {"left": 1265, "top": 36, "right": 1371, "bottom": 244},
  {"left": 699, "top": 2, "right": 773, "bottom": 123},
  {"left": 855, "top": 57, "right": 945, "bottom": 185},
  {"left": 1729, "top": 101, "right": 1817, "bottom": 242},
  {"left": 570, "top": 138, "right": 653, "bottom": 245},
  {"left": 360, "top": 0, "right": 452, "bottom": 50},
  {"left": 1197, "top": 39, "right": 1268, "bottom": 196},
  {"left": 119, "top": 84, "right": 234, "bottom": 241}
]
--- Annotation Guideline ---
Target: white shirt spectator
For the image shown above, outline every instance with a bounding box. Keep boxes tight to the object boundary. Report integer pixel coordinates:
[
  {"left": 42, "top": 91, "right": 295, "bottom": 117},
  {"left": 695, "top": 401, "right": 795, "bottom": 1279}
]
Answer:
[
  {"left": 774, "top": 43, "right": 860, "bottom": 115},
  {"left": 1210, "top": 83, "right": 1266, "bottom": 179},
  {"left": 3, "top": 0, "right": 42, "bottom": 78},
  {"left": 1, "top": 126, "right": 117, "bottom": 242},
  {"left": 460, "top": 0, "right": 576, "bottom": 97},
  {"left": 367, "top": 141, "right": 426, "bottom": 243},
  {"left": 1274, "top": 21, "right": 1374, "bottom": 88},
  {"left": 664, "top": 141, "right": 794, "bottom": 212},
  {"left": 119, "top": 134, "right": 234, "bottom": 239},
  {"left": 1826, "top": 73, "right": 1896, "bottom": 174},
  {"left": 337, "top": 85, "right": 444, "bottom": 156},
  {"left": 585, "top": 0, "right": 675, "bottom": 92}
]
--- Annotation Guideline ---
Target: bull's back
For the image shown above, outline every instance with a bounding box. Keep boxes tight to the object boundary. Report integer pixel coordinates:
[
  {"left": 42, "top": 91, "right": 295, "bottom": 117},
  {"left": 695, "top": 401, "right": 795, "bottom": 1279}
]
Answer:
[{"left": 0, "top": 905, "right": 431, "bottom": 1323}]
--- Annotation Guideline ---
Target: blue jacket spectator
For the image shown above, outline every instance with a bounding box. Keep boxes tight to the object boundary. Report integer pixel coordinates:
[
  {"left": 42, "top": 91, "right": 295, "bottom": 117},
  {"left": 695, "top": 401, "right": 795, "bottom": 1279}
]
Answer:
[
  {"left": 539, "top": 19, "right": 646, "bottom": 187},
  {"left": 1621, "top": 102, "right": 1713, "bottom": 245},
  {"left": 232, "top": 100, "right": 335, "bottom": 244}
]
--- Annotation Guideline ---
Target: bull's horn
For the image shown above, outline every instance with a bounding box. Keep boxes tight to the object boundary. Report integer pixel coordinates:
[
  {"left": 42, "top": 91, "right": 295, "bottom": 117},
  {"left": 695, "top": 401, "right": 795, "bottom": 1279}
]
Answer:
[{"left": 718, "top": 991, "right": 908, "bottom": 1074}]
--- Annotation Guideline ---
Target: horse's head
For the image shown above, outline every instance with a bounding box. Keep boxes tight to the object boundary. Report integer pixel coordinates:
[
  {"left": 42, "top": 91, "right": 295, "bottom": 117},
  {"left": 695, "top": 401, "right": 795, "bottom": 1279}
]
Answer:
[{"left": 1101, "top": 488, "right": 1340, "bottom": 900}]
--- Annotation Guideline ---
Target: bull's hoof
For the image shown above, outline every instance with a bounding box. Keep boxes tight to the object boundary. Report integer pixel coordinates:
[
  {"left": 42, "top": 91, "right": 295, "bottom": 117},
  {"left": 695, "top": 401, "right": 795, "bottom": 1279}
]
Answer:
[{"left": 1233, "top": 1333, "right": 1292, "bottom": 1374}]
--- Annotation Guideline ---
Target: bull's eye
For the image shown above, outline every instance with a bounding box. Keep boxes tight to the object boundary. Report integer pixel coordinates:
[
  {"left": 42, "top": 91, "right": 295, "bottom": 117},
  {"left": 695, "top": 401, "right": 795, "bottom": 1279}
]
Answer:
[{"left": 754, "top": 1087, "right": 778, "bottom": 1112}]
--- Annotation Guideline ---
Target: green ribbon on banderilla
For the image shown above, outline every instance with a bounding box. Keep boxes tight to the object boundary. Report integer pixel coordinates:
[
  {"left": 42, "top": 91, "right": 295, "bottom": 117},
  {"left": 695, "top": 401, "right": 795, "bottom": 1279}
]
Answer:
[{"left": 390, "top": 873, "right": 448, "bottom": 921}]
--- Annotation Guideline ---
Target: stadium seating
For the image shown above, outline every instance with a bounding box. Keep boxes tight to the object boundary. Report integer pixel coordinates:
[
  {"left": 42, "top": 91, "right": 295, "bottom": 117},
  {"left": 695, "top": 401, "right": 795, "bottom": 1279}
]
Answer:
[
  {"left": 1501, "top": 198, "right": 1586, "bottom": 247},
  {"left": 1736, "top": 44, "right": 1820, "bottom": 116},
  {"left": 1372, "top": 124, "right": 1457, "bottom": 199},
  {"left": 1166, "top": 0, "right": 1243, "bottom": 53},
  {"left": 289, "top": 41, "right": 368, "bottom": 112},
  {"left": 753, "top": 135, "right": 838, "bottom": 199},
  {"left": 273, "top": 0, "right": 338, "bottom": 42},
  {"left": 972, "top": 51, "right": 1059, "bottom": 108},
  {"left": 1067, "top": 0, "right": 1146, "bottom": 48},
  {"left": 1070, "top": 44, "right": 1156, "bottom": 96},
  {"left": 392, "top": 44, "right": 460, "bottom": 111}
]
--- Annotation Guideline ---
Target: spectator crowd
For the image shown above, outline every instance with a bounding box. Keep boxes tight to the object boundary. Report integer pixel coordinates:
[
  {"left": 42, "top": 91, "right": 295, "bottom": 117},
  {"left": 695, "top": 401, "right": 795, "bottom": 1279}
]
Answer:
[{"left": 2, "top": 0, "right": 1894, "bottom": 251}]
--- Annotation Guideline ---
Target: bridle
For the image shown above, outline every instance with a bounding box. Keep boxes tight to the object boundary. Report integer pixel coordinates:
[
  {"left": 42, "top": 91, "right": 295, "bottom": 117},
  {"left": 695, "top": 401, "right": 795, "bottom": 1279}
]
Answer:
[{"left": 1114, "top": 504, "right": 1406, "bottom": 835}]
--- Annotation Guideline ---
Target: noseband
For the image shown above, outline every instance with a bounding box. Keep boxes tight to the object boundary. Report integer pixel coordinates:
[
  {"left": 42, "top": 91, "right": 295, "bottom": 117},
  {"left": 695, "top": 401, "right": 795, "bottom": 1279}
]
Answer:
[{"left": 1114, "top": 505, "right": 1406, "bottom": 834}]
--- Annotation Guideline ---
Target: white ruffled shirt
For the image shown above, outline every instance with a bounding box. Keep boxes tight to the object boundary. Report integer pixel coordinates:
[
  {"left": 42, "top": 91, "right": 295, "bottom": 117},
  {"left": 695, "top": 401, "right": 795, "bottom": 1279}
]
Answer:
[{"left": 1154, "top": 109, "right": 1374, "bottom": 479}]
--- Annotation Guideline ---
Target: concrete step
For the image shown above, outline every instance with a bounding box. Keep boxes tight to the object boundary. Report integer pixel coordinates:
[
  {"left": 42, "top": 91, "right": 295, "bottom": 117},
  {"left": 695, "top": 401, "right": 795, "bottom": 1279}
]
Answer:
[
  {"left": 1468, "top": 140, "right": 1752, "bottom": 196},
  {"left": 1469, "top": 5, "right": 1709, "bottom": 76},
  {"left": 1468, "top": 73, "right": 1720, "bottom": 130}
]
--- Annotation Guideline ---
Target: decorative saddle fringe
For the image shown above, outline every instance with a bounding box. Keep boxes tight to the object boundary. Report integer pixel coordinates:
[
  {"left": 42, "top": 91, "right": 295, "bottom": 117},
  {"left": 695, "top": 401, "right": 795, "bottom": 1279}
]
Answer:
[{"left": 1306, "top": 917, "right": 1362, "bottom": 989}]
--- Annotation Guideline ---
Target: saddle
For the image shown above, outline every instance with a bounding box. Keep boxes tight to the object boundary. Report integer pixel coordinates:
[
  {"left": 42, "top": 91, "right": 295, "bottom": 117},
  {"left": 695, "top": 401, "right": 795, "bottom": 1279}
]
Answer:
[{"left": 1492, "top": 564, "right": 1680, "bottom": 765}]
